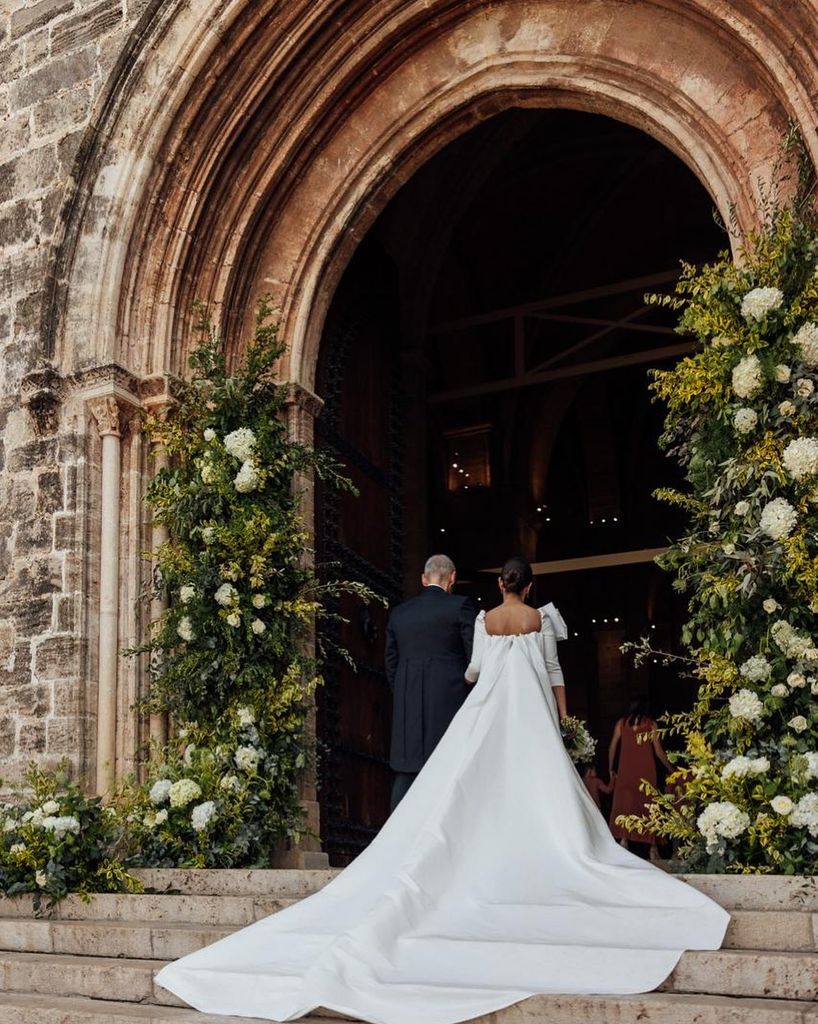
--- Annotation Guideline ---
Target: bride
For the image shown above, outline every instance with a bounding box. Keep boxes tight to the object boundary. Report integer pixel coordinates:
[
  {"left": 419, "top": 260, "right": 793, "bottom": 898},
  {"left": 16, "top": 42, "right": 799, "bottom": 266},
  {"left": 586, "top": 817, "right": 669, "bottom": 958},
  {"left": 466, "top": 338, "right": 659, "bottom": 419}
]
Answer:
[{"left": 156, "top": 556, "right": 729, "bottom": 1024}]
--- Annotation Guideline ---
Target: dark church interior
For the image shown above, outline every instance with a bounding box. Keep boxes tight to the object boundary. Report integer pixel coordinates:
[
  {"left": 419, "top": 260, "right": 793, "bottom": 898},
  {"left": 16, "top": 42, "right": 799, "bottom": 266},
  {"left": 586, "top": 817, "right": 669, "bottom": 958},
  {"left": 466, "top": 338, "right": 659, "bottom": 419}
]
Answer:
[{"left": 315, "top": 108, "right": 725, "bottom": 863}]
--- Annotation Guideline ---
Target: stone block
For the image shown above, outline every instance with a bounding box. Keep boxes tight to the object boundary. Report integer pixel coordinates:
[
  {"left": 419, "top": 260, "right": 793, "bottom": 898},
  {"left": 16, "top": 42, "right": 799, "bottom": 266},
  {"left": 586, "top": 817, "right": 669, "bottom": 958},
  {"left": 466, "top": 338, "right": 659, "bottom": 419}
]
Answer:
[
  {"left": 0, "top": 682, "right": 51, "bottom": 718},
  {"left": 51, "top": 678, "right": 79, "bottom": 715},
  {"left": 0, "top": 716, "right": 15, "bottom": 757},
  {"left": 22, "top": 27, "right": 51, "bottom": 69},
  {"left": 131, "top": 867, "right": 339, "bottom": 897},
  {"left": 0, "top": 202, "right": 37, "bottom": 249},
  {"left": 45, "top": 716, "right": 81, "bottom": 753},
  {"left": 54, "top": 593, "right": 75, "bottom": 632},
  {"left": 32, "top": 84, "right": 93, "bottom": 141},
  {"left": 51, "top": 0, "right": 122, "bottom": 56},
  {"left": 56, "top": 128, "right": 83, "bottom": 172},
  {"left": 10, "top": 0, "right": 73, "bottom": 40},
  {"left": 53, "top": 513, "right": 75, "bottom": 550},
  {"left": 9, "top": 596, "right": 52, "bottom": 635},
  {"left": 35, "top": 467, "right": 62, "bottom": 514},
  {"left": 7, "top": 437, "right": 57, "bottom": 472},
  {"left": 13, "top": 289, "right": 44, "bottom": 340},
  {"left": 0, "top": 110, "right": 31, "bottom": 162},
  {"left": 34, "top": 635, "right": 77, "bottom": 679},
  {"left": 17, "top": 719, "right": 46, "bottom": 753},
  {"left": 0, "top": 145, "right": 58, "bottom": 204},
  {"left": 0, "top": 640, "right": 32, "bottom": 688},
  {"left": 10, "top": 47, "right": 96, "bottom": 109},
  {"left": 0, "top": 43, "right": 24, "bottom": 81},
  {"left": 667, "top": 948, "right": 818, "bottom": 1001}
]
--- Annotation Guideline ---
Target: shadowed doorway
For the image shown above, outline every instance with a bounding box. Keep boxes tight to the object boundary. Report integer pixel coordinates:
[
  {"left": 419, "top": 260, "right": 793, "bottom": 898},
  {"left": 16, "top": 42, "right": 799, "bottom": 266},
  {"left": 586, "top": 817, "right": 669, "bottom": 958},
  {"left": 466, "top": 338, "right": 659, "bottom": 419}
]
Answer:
[{"left": 315, "top": 108, "right": 723, "bottom": 865}]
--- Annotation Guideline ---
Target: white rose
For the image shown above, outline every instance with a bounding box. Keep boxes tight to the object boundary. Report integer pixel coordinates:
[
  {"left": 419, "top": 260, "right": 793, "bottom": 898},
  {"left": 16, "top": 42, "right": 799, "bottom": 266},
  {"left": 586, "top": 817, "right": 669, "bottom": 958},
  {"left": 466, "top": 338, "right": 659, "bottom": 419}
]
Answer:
[
  {"left": 234, "top": 460, "right": 260, "bottom": 494},
  {"left": 176, "top": 616, "right": 194, "bottom": 642},
  {"left": 811, "top": 678, "right": 818, "bottom": 695},
  {"left": 251, "top": 593, "right": 267, "bottom": 609},
  {"left": 793, "top": 322, "right": 818, "bottom": 366},
  {"left": 770, "top": 795, "right": 794, "bottom": 815},
  {"left": 762, "top": 598, "right": 780, "bottom": 613},
  {"left": 796, "top": 378, "right": 815, "bottom": 398},
  {"left": 179, "top": 585, "right": 196, "bottom": 604},
  {"left": 759, "top": 497, "right": 797, "bottom": 540},
  {"left": 787, "top": 672, "right": 806, "bottom": 689},
  {"left": 214, "top": 583, "right": 237, "bottom": 607},
  {"left": 226, "top": 611, "right": 241, "bottom": 628},
  {"left": 203, "top": 428, "right": 216, "bottom": 442},
  {"left": 771, "top": 683, "right": 789, "bottom": 697},
  {"left": 740, "top": 286, "right": 783, "bottom": 321},
  {"left": 154, "top": 809, "right": 168, "bottom": 825},
  {"left": 251, "top": 618, "right": 266, "bottom": 635},
  {"left": 223, "top": 428, "right": 257, "bottom": 462},
  {"left": 789, "top": 715, "right": 809, "bottom": 733},
  {"left": 779, "top": 400, "right": 796, "bottom": 417},
  {"left": 782, "top": 437, "right": 818, "bottom": 480},
  {"left": 728, "top": 688, "right": 764, "bottom": 722},
  {"left": 734, "top": 501, "right": 750, "bottom": 516},
  {"left": 733, "top": 407, "right": 758, "bottom": 434},
  {"left": 35, "top": 871, "right": 47, "bottom": 888},
  {"left": 732, "top": 355, "right": 763, "bottom": 399},
  {"left": 775, "top": 364, "right": 792, "bottom": 382}
]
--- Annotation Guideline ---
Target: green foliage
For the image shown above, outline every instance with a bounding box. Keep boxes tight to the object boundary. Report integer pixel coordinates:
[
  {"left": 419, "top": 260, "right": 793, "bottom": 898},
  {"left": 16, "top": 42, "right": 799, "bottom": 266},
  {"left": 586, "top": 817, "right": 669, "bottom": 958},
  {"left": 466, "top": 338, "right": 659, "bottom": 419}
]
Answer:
[
  {"left": 0, "top": 763, "right": 141, "bottom": 914},
  {"left": 623, "top": 200, "right": 818, "bottom": 874}
]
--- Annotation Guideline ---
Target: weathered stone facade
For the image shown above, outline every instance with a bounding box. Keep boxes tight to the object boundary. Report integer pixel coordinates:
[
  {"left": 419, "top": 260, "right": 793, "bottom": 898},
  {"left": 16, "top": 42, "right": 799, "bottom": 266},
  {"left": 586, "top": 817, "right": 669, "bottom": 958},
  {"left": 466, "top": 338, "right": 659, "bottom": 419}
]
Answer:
[{"left": 2, "top": 0, "right": 818, "bottom": 794}]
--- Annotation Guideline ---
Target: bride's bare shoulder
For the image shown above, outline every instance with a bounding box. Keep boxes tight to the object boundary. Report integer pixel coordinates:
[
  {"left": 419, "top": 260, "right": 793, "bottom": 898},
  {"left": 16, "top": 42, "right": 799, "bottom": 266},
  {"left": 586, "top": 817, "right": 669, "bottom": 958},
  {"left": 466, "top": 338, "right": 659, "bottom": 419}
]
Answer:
[{"left": 484, "top": 604, "right": 542, "bottom": 636}]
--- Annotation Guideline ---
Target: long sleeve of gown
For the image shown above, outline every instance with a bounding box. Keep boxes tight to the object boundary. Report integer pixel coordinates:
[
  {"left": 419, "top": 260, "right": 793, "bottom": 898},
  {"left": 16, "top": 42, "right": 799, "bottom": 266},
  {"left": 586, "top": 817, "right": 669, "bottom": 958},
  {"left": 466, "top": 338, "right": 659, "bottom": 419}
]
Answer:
[
  {"left": 464, "top": 612, "right": 486, "bottom": 683},
  {"left": 540, "top": 614, "right": 565, "bottom": 688}
]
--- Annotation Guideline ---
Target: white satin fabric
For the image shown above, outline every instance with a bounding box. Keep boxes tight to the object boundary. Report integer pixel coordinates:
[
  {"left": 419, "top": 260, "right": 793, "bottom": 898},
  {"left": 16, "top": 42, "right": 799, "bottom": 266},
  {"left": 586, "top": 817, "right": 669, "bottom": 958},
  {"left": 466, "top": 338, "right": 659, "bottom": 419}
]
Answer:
[{"left": 156, "top": 608, "right": 729, "bottom": 1024}]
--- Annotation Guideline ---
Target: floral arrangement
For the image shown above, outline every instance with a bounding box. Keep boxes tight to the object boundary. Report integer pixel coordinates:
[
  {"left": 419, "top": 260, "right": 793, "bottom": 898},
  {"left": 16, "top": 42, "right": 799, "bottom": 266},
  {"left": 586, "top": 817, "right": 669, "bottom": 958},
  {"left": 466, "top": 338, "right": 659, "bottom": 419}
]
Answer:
[
  {"left": 118, "top": 704, "right": 313, "bottom": 867},
  {"left": 617, "top": 195, "right": 818, "bottom": 873},
  {"left": 560, "top": 715, "right": 597, "bottom": 769},
  {"left": 131, "top": 302, "right": 375, "bottom": 862},
  {"left": 0, "top": 764, "right": 140, "bottom": 912}
]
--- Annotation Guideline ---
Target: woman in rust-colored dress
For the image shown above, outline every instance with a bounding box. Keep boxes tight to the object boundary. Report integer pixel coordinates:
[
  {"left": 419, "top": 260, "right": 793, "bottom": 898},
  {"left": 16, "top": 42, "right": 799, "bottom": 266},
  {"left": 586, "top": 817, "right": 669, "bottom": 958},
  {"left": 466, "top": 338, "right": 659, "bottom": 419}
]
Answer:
[{"left": 608, "top": 695, "right": 672, "bottom": 859}]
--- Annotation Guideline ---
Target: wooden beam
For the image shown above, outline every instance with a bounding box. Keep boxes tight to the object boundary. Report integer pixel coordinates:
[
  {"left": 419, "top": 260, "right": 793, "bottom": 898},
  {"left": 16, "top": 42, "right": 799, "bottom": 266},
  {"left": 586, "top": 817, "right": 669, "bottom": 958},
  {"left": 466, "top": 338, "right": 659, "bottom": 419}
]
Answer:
[
  {"left": 481, "top": 547, "right": 669, "bottom": 576},
  {"left": 527, "top": 305, "right": 651, "bottom": 374},
  {"left": 528, "top": 313, "right": 677, "bottom": 336},
  {"left": 428, "top": 269, "right": 679, "bottom": 335},
  {"left": 428, "top": 341, "right": 696, "bottom": 404}
]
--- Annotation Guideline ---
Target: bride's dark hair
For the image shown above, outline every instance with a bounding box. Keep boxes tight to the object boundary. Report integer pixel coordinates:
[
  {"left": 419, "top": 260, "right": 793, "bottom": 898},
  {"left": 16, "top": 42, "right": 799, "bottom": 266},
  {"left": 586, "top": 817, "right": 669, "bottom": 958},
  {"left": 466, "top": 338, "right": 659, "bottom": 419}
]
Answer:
[{"left": 500, "top": 556, "right": 533, "bottom": 595}]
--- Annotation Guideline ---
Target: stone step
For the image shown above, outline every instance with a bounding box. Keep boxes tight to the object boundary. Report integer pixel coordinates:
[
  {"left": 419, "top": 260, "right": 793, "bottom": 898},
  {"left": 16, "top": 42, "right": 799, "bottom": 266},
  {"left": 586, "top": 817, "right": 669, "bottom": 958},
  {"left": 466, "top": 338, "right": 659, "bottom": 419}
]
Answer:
[
  {"left": 665, "top": 949, "right": 818, "bottom": 1001},
  {"left": 0, "top": 990, "right": 815, "bottom": 1024},
  {"left": 0, "top": 908, "right": 814, "bottom": 959},
  {"left": 131, "top": 867, "right": 338, "bottom": 897},
  {"left": 0, "top": 892, "right": 298, "bottom": 925},
  {"left": 1, "top": 948, "right": 816, "bottom": 1007},
  {"left": 678, "top": 874, "right": 818, "bottom": 912}
]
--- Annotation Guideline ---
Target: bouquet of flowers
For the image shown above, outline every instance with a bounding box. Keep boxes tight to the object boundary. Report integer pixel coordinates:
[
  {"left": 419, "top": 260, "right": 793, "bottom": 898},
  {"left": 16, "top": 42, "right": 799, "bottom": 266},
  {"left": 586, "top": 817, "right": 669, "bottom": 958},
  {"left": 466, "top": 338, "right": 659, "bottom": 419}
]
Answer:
[{"left": 560, "top": 715, "right": 597, "bottom": 768}]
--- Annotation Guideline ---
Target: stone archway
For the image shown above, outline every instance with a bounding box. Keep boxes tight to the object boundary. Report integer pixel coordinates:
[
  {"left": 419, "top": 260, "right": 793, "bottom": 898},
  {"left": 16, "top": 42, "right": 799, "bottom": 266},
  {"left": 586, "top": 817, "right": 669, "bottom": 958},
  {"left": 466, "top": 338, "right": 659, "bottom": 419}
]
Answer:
[{"left": 36, "top": 0, "right": 818, "bottom": 813}]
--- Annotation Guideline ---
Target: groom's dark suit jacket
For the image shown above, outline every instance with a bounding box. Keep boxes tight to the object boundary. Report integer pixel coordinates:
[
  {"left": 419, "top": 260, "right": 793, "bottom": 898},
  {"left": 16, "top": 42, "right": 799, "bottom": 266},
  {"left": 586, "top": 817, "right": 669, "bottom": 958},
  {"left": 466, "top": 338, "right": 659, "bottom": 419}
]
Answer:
[{"left": 385, "top": 586, "right": 476, "bottom": 773}]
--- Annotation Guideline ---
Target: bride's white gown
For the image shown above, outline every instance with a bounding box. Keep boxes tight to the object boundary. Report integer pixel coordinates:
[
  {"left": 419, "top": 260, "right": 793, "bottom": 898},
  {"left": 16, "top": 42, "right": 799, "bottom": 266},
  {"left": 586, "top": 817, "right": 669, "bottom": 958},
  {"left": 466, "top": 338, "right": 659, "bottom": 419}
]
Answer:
[{"left": 156, "top": 605, "right": 729, "bottom": 1024}]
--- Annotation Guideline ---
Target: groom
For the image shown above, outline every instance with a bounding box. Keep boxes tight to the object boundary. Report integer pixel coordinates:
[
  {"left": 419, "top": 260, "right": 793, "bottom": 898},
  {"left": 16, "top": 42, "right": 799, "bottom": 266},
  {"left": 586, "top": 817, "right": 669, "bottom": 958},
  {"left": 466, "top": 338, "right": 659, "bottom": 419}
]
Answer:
[{"left": 385, "top": 554, "right": 476, "bottom": 810}]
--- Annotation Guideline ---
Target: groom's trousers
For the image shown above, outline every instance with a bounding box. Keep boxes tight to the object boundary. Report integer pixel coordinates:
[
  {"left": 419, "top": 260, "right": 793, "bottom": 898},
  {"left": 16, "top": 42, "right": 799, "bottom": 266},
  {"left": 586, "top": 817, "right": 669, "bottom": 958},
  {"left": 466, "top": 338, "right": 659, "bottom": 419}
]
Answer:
[{"left": 390, "top": 771, "right": 418, "bottom": 812}]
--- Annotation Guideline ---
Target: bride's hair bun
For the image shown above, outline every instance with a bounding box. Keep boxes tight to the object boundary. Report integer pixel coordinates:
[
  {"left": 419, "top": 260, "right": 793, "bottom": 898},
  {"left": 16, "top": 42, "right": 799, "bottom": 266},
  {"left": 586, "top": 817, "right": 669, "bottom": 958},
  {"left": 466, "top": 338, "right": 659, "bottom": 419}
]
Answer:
[{"left": 500, "top": 556, "right": 533, "bottom": 594}]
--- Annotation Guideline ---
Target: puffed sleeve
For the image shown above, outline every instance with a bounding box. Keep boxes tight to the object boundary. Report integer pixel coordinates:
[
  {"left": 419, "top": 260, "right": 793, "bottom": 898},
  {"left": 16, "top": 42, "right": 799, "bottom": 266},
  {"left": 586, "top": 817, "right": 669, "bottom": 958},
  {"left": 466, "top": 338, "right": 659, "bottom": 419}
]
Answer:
[
  {"left": 539, "top": 604, "right": 566, "bottom": 688},
  {"left": 464, "top": 611, "right": 486, "bottom": 683}
]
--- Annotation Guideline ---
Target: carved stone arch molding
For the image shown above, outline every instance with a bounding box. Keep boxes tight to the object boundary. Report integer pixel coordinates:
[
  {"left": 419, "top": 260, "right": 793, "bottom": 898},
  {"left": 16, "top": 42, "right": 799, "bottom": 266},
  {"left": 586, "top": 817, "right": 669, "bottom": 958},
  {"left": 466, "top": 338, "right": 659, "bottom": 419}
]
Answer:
[{"left": 47, "top": 0, "right": 818, "bottom": 386}]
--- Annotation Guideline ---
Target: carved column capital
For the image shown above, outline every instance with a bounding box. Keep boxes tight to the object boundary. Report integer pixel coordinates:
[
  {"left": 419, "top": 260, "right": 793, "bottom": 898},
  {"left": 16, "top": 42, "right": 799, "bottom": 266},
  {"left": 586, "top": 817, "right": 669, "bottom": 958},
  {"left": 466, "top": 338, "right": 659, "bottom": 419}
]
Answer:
[
  {"left": 88, "top": 395, "right": 123, "bottom": 438},
  {"left": 21, "top": 364, "right": 64, "bottom": 436}
]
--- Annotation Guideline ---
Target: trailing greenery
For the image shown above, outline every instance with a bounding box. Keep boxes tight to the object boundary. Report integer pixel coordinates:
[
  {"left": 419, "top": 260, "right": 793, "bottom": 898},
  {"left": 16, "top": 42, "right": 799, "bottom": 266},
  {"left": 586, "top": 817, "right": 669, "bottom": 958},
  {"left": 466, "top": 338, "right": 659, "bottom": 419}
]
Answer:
[
  {"left": 0, "top": 763, "right": 140, "bottom": 913},
  {"left": 126, "top": 301, "right": 375, "bottom": 865},
  {"left": 619, "top": 196, "right": 818, "bottom": 874}
]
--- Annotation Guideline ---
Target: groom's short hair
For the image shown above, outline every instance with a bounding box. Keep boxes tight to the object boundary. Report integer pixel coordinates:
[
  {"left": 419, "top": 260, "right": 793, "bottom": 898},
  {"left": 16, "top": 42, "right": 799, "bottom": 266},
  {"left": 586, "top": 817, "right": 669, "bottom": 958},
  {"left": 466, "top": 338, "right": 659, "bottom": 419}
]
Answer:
[{"left": 424, "top": 554, "right": 456, "bottom": 581}]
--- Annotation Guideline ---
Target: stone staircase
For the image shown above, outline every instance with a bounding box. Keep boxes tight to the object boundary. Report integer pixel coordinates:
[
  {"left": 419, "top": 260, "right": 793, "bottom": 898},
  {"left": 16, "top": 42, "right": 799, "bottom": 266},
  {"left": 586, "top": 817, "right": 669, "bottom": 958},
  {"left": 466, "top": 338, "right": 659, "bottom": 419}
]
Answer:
[{"left": 0, "top": 869, "right": 814, "bottom": 1023}]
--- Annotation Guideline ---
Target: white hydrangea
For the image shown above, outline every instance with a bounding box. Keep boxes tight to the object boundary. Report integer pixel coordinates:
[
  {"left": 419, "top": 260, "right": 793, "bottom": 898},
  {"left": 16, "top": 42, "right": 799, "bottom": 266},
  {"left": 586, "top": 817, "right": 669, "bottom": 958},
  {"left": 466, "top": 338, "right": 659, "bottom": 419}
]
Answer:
[
  {"left": 804, "top": 752, "right": 818, "bottom": 779},
  {"left": 8, "top": 843, "right": 25, "bottom": 855},
  {"left": 41, "top": 800, "right": 59, "bottom": 815},
  {"left": 200, "top": 456, "right": 218, "bottom": 485},
  {"left": 214, "top": 583, "right": 237, "bottom": 607},
  {"left": 759, "top": 497, "right": 797, "bottom": 540},
  {"left": 237, "top": 707, "right": 255, "bottom": 727},
  {"left": 728, "top": 688, "right": 764, "bottom": 722},
  {"left": 203, "top": 428, "right": 216, "bottom": 442},
  {"left": 721, "top": 755, "right": 769, "bottom": 779},
  {"left": 739, "top": 655, "right": 771, "bottom": 683},
  {"left": 782, "top": 437, "right": 818, "bottom": 480},
  {"left": 734, "top": 500, "right": 750, "bottom": 516},
  {"left": 220, "top": 774, "right": 241, "bottom": 793},
  {"left": 168, "top": 778, "right": 202, "bottom": 808},
  {"left": 226, "top": 611, "right": 241, "bottom": 628},
  {"left": 697, "top": 801, "right": 750, "bottom": 850},
  {"left": 251, "top": 618, "right": 266, "bottom": 635},
  {"left": 788, "top": 715, "right": 809, "bottom": 733},
  {"left": 223, "top": 428, "right": 257, "bottom": 462},
  {"left": 179, "top": 585, "right": 196, "bottom": 605},
  {"left": 733, "top": 407, "right": 758, "bottom": 434},
  {"left": 176, "top": 616, "right": 194, "bottom": 642},
  {"left": 41, "top": 815, "right": 80, "bottom": 838},
  {"left": 740, "top": 287, "right": 783, "bottom": 321},
  {"left": 771, "top": 683, "right": 789, "bottom": 698},
  {"left": 779, "top": 400, "right": 796, "bottom": 417},
  {"left": 796, "top": 378, "right": 815, "bottom": 398},
  {"left": 235, "top": 746, "right": 260, "bottom": 772},
  {"left": 770, "top": 795, "right": 794, "bottom": 815},
  {"left": 775, "top": 364, "right": 792, "bottom": 382},
  {"left": 251, "top": 593, "right": 267, "bottom": 609},
  {"left": 183, "top": 743, "right": 196, "bottom": 767},
  {"left": 234, "top": 460, "right": 260, "bottom": 494},
  {"left": 2, "top": 819, "right": 17, "bottom": 833},
  {"left": 771, "top": 620, "right": 814, "bottom": 660},
  {"left": 149, "top": 779, "right": 172, "bottom": 805},
  {"left": 732, "top": 354, "right": 763, "bottom": 399},
  {"left": 191, "top": 800, "right": 217, "bottom": 832},
  {"left": 793, "top": 321, "right": 818, "bottom": 366},
  {"left": 789, "top": 792, "right": 818, "bottom": 837},
  {"left": 202, "top": 526, "right": 216, "bottom": 545}
]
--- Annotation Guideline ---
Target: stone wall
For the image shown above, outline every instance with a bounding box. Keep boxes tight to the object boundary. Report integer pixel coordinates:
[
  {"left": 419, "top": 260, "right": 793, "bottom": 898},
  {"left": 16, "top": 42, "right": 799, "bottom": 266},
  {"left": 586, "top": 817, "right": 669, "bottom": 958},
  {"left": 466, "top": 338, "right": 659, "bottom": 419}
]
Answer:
[{"left": 0, "top": 0, "right": 146, "bottom": 784}]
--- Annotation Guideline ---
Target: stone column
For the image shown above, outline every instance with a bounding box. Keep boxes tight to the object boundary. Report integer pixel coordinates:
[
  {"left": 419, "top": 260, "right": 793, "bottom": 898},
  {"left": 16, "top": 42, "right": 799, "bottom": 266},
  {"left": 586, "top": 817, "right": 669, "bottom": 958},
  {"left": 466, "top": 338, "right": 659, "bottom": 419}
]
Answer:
[
  {"left": 88, "top": 396, "right": 124, "bottom": 795},
  {"left": 147, "top": 432, "right": 170, "bottom": 751},
  {"left": 282, "top": 382, "right": 327, "bottom": 867}
]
